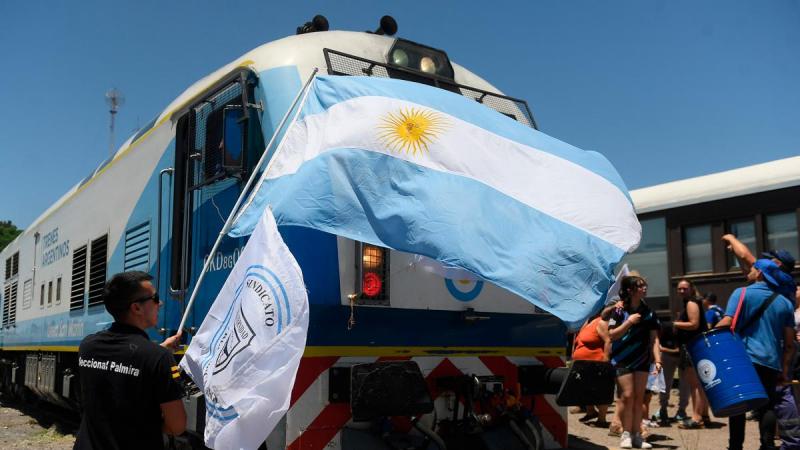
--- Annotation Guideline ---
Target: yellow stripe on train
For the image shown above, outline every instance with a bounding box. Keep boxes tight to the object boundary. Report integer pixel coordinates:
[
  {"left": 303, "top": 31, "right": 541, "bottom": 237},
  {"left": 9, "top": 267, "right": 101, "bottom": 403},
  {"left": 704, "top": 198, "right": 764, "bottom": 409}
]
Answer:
[
  {"left": 0, "top": 345, "right": 565, "bottom": 358},
  {"left": 0, "top": 346, "right": 80, "bottom": 352}
]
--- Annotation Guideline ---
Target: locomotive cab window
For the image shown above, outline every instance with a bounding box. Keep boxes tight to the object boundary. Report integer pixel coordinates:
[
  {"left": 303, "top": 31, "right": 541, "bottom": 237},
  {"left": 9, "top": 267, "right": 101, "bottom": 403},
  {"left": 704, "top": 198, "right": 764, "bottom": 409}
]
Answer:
[
  {"left": 222, "top": 106, "right": 245, "bottom": 170},
  {"left": 189, "top": 72, "right": 264, "bottom": 188},
  {"left": 171, "top": 70, "right": 264, "bottom": 293}
]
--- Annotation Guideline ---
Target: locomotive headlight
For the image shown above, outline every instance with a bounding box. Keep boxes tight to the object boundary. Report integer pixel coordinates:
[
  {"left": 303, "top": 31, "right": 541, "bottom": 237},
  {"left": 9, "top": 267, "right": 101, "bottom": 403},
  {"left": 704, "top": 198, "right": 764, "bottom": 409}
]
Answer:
[
  {"left": 419, "top": 56, "right": 436, "bottom": 74},
  {"left": 386, "top": 38, "right": 455, "bottom": 80},
  {"left": 391, "top": 48, "right": 409, "bottom": 67}
]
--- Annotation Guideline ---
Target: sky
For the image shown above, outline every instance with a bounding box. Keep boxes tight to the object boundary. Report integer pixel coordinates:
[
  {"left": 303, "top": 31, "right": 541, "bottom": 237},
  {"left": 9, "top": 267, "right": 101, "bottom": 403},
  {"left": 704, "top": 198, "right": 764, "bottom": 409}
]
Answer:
[{"left": 1, "top": 0, "right": 798, "bottom": 229}]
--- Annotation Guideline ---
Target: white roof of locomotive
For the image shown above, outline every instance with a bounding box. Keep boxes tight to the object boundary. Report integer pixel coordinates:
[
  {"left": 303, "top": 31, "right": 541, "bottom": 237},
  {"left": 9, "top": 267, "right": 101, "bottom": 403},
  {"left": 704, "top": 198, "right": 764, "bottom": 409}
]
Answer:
[
  {"left": 157, "top": 31, "right": 500, "bottom": 124},
  {"left": 630, "top": 155, "right": 800, "bottom": 214},
  {"left": 24, "top": 31, "right": 504, "bottom": 232}
]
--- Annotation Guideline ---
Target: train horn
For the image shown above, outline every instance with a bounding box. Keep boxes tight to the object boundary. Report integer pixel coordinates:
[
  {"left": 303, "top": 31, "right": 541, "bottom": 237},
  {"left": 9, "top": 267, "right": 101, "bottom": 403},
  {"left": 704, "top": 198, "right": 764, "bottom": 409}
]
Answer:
[
  {"left": 372, "top": 15, "right": 397, "bottom": 36},
  {"left": 296, "top": 15, "right": 329, "bottom": 35}
]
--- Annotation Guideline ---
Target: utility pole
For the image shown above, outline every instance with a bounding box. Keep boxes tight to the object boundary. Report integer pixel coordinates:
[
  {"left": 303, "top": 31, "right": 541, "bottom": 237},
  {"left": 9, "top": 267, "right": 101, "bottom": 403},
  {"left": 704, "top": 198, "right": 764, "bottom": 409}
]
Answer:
[{"left": 105, "top": 88, "right": 125, "bottom": 157}]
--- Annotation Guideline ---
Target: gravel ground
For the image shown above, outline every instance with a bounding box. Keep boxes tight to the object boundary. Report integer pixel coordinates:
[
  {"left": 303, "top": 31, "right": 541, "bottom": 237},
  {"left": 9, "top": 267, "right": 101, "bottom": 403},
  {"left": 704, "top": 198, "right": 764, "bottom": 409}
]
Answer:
[
  {"left": 0, "top": 396, "right": 76, "bottom": 450},
  {"left": 566, "top": 389, "right": 764, "bottom": 450},
  {"left": 0, "top": 390, "right": 768, "bottom": 450}
]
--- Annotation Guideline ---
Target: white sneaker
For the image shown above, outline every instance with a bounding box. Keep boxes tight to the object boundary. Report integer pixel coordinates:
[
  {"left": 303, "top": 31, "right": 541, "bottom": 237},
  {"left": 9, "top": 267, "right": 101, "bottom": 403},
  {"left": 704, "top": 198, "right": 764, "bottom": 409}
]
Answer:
[
  {"left": 619, "top": 431, "right": 632, "bottom": 448},
  {"left": 633, "top": 433, "right": 652, "bottom": 449}
]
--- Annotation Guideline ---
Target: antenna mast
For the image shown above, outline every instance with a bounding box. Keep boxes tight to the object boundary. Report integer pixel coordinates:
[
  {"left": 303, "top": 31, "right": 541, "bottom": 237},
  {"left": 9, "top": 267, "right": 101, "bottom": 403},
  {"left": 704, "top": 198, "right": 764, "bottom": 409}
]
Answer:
[{"left": 105, "top": 88, "right": 125, "bottom": 157}]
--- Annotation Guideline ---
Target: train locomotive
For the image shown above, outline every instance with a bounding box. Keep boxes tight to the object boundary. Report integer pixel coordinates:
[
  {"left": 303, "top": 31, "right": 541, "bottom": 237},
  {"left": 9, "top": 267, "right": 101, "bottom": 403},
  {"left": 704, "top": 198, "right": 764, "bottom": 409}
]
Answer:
[{"left": 0, "top": 16, "right": 614, "bottom": 449}]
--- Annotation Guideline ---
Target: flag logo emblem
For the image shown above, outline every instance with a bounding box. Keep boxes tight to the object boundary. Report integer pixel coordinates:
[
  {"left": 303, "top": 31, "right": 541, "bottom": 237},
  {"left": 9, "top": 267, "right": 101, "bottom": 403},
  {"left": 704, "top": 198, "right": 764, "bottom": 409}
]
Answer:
[
  {"left": 378, "top": 107, "right": 447, "bottom": 156},
  {"left": 213, "top": 304, "right": 256, "bottom": 375}
]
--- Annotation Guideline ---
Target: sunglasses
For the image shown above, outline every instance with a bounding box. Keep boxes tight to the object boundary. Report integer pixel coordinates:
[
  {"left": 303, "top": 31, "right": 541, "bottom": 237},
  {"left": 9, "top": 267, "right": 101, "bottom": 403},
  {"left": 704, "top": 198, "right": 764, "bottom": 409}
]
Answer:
[{"left": 132, "top": 292, "right": 160, "bottom": 305}]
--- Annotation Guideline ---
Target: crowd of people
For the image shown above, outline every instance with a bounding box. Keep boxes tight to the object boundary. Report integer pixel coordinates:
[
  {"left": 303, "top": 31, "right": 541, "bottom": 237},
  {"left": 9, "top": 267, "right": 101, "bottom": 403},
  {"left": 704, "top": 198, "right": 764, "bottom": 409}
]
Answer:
[{"left": 571, "top": 234, "right": 800, "bottom": 450}]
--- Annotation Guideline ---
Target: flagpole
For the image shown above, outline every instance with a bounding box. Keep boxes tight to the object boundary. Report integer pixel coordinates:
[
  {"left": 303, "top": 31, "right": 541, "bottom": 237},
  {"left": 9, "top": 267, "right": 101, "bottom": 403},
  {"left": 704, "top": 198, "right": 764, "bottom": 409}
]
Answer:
[{"left": 177, "top": 68, "right": 319, "bottom": 334}]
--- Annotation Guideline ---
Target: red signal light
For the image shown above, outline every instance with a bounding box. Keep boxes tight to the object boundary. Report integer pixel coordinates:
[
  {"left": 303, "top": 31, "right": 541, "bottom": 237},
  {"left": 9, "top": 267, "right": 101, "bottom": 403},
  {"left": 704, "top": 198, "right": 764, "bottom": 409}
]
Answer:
[{"left": 362, "top": 272, "right": 382, "bottom": 297}]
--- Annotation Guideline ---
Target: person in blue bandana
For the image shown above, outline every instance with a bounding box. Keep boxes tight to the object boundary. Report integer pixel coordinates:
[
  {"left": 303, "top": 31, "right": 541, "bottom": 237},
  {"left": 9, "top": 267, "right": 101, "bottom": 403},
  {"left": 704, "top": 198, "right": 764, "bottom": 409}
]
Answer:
[
  {"left": 722, "top": 234, "right": 798, "bottom": 450},
  {"left": 716, "top": 259, "right": 796, "bottom": 450},
  {"left": 722, "top": 234, "right": 797, "bottom": 298}
]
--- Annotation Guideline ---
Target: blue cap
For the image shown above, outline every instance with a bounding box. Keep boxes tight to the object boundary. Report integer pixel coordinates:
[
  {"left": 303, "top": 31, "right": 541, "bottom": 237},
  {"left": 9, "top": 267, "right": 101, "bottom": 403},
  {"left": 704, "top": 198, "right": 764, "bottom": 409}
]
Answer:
[
  {"left": 754, "top": 258, "right": 793, "bottom": 290},
  {"left": 762, "top": 250, "right": 796, "bottom": 274}
]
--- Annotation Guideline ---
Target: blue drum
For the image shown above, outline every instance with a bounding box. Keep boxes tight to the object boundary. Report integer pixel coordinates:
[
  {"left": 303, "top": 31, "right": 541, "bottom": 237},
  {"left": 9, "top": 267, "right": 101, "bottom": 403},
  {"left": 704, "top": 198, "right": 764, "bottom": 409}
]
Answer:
[{"left": 686, "top": 328, "right": 768, "bottom": 417}]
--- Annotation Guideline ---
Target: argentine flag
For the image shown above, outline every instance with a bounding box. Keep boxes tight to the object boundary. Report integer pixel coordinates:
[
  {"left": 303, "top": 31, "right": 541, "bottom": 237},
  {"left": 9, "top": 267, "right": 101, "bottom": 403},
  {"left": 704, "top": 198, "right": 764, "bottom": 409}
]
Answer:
[{"left": 232, "top": 75, "right": 640, "bottom": 325}]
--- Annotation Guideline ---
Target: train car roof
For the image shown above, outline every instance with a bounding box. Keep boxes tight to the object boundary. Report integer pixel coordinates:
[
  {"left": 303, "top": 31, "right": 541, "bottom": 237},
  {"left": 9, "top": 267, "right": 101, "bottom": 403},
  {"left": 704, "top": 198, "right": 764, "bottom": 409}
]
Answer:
[{"left": 630, "top": 155, "right": 800, "bottom": 214}]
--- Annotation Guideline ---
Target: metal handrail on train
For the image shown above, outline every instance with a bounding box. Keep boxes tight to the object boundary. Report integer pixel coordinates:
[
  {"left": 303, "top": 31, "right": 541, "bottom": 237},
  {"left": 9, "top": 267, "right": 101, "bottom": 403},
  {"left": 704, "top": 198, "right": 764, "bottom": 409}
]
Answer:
[
  {"left": 155, "top": 167, "right": 174, "bottom": 335},
  {"left": 155, "top": 167, "right": 174, "bottom": 293},
  {"left": 322, "top": 48, "right": 538, "bottom": 130}
]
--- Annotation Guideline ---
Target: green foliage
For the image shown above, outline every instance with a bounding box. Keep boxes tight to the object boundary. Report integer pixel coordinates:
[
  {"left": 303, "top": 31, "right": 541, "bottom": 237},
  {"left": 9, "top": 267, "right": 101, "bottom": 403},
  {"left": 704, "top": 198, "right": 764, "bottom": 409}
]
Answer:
[{"left": 0, "top": 220, "right": 22, "bottom": 252}]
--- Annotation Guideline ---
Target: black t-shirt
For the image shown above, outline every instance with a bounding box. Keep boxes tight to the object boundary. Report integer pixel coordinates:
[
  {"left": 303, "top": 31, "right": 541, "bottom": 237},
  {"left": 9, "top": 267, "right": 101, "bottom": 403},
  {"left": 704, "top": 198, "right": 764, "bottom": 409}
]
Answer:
[
  {"left": 74, "top": 323, "right": 184, "bottom": 450},
  {"left": 609, "top": 302, "right": 660, "bottom": 370},
  {"left": 676, "top": 297, "right": 708, "bottom": 345}
]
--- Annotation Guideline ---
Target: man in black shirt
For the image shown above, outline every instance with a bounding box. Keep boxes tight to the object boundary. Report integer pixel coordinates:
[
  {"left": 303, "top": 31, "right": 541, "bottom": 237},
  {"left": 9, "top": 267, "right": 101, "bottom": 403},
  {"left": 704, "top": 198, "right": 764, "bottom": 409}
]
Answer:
[{"left": 74, "top": 271, "right": 186, "bottom": 450}]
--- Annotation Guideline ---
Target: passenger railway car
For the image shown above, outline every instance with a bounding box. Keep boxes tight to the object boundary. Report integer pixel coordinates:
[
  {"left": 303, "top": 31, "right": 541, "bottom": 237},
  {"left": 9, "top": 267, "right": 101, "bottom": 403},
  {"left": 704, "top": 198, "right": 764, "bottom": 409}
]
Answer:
[
  {"left": 625, "top": 156, "right": 800, "bottom": 315},
  {"left": 0, "top": 16, "right": 585, "bottom": 449}
]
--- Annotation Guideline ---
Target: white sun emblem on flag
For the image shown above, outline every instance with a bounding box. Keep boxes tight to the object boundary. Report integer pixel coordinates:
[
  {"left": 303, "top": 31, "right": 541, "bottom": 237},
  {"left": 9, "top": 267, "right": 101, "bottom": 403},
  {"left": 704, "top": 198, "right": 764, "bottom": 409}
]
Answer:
[{"left": 378, "top": 107, "right": 448, "bottom": 156}]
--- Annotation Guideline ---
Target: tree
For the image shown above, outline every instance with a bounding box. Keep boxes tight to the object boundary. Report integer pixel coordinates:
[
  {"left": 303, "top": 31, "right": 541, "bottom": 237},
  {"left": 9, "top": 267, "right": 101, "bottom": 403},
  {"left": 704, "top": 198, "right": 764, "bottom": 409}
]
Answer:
[{"left": 0, "top": 220, "right": 22, "bottom": 252}]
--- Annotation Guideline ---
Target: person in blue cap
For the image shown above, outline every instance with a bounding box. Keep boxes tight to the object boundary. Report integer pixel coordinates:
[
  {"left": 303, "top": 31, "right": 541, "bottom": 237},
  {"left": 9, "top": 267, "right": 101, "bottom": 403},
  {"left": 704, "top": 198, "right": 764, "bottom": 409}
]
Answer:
[
  {"left": 722, "top": 234, "right": 797, "bottom": 298},
  {"left": 716, "top": 258, "right": 796, "bottom": 450},
  {"left": 722, "top": 234, "right": 799, "bottom": 447}
]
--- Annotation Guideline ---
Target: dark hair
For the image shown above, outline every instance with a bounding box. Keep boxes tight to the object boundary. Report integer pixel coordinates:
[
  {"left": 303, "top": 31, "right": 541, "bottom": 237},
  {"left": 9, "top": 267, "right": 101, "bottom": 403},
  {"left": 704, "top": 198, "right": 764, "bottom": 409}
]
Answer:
[
  {"left": 704, "top": 292, "right": 718, "bottom": 304},
  {"left": 103, "top": 271, "right": 153, "bottom": 320},
  {"left": 619, "top": 276, "right": 646, "bottom": 303},
  {"left": 677, "top": 278, "right": 699, "bottom": 297}
]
